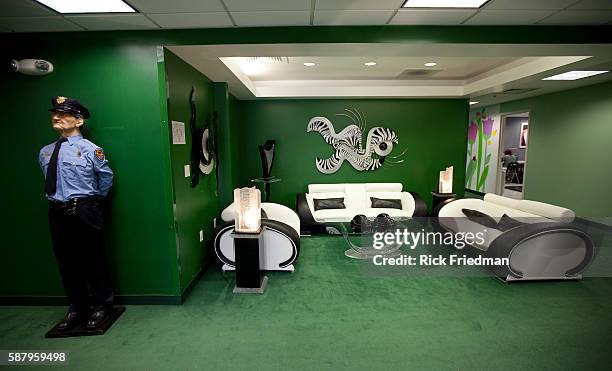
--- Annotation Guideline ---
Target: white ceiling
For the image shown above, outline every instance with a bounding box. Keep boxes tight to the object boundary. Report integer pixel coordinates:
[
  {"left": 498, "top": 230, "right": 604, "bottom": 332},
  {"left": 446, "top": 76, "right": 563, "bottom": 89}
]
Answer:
[
  {"left": 1, "top": 0, "right": 612, "bottom": 32},
  {"left": 167, "top": 43, "right": 612, "bottom": 104},
  {"left": 225, "top": 56, "right": 520, "bottom": 81}
]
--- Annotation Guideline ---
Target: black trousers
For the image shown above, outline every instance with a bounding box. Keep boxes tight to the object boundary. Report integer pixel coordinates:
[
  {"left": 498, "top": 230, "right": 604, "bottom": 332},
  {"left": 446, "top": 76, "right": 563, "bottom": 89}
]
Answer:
[{"left": 48, "top": 197, "right": 113, "bottom": 311}]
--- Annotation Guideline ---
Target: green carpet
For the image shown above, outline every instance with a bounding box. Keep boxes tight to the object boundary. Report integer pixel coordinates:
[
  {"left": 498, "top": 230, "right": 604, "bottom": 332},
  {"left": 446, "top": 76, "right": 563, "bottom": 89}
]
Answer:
[{"left": 1, "top": 236, "right": 612, "bottom": 370}]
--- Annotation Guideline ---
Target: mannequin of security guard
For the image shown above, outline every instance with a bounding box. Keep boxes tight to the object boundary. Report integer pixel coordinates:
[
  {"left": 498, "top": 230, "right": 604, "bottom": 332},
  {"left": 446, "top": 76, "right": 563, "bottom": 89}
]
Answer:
[{"left": 39, "top": 96, "right": 114, "bottom": 331}]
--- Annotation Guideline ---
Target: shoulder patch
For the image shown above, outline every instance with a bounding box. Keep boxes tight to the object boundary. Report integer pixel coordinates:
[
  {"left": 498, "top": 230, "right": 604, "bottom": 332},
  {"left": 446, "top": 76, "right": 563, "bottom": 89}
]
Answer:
[{"left": 95, "top": 148, "right": 105, "bottom": 161}]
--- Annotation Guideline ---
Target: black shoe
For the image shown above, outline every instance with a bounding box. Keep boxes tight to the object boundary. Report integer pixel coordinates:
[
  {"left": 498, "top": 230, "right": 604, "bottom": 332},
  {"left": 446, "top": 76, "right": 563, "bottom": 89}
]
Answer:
[
  {"left": 86, "top": 306, "right": 112, "bottom": 328},
  {"left": 56, "top": 310, "right": 83, "bottom": 331}
]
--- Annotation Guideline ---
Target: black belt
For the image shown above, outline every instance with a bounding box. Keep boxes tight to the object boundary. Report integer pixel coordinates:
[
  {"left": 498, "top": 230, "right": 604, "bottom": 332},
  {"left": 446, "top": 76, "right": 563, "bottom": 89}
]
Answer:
[{"left": 49, "top": 196, "right": 98, "bottom": 209}]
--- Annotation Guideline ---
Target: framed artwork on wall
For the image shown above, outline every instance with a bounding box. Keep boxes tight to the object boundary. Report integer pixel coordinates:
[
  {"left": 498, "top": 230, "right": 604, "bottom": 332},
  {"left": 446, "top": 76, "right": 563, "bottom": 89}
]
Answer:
[{"left": 519, "top": 122, "right": 528, "bottom": 148}]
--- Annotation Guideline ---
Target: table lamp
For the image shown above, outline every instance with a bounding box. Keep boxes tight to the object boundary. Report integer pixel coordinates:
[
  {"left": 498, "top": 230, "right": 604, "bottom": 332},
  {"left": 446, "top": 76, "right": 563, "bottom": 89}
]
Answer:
[
  {"left": 439, "top": 166, "right": 453, "bottom": 194},
  {"left": 234, "top": 187, "right": 261, "bottom": 233}
]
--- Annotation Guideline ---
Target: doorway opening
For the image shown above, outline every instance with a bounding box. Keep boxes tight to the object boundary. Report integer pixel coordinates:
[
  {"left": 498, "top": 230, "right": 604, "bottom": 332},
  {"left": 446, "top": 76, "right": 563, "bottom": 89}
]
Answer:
[{"left": 498, "top": 112, "right": 529, "bottom": 199}]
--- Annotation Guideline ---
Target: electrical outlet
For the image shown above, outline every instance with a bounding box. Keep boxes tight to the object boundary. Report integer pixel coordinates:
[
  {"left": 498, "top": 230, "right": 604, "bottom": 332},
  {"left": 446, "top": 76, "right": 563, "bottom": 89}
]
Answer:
[{"left": 184, "top": 164, "right": 190, "bottom": 178}]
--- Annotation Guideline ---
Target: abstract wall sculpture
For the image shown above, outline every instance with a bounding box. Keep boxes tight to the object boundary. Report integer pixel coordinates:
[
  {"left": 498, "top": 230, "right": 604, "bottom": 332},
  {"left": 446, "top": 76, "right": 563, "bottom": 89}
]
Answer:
[
  {"left": 189, "top": 86, "right": 200, "bottom": 188},
  {"left": 307, "top": 109, "right": 405, "bottom": 174},
  {"left": 198, "top": 111, "right": 218, "bottom": 175}
]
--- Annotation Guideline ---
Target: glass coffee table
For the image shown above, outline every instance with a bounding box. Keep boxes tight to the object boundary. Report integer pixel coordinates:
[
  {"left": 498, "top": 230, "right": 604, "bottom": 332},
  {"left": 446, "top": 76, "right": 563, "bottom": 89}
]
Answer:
[{"left": 326, "top": 217, "right": 412, "bottom": 259}]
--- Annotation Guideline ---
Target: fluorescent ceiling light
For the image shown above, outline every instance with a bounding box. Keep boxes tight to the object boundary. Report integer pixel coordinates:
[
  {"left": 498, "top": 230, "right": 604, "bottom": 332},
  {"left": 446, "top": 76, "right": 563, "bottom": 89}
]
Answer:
[
  {"left": 34, "top": 0, "right": 136, "bottom": 13},
  {"left": 424, "top": 62, "right": 437, "bottom": 67},
  {"left": 304, "top": 62, "right": 316, "bottom": 67},
  {"left": 469, "top": 101, "right": 479, "bottom": 105},
  {"left": 403, "top": 0, "right": 489, "bottom": 8},
  {"left": 364, "top": 62, "right": 377, "bottom": 66},
  {"left": 542, "top": 70, "right": 609, "bottom": 81}
]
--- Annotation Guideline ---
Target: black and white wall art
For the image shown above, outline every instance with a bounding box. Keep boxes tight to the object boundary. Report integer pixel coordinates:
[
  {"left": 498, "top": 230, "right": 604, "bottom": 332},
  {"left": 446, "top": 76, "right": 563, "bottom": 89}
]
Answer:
[{"left": 307, "top": 109, "right": 405, "bottom": 174}]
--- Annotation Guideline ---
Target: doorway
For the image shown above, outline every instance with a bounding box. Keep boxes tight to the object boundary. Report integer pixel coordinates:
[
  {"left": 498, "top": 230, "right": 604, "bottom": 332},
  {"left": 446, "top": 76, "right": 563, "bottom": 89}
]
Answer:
[{"left": 498, "top": 112, "right": 529, "bottom": 199}]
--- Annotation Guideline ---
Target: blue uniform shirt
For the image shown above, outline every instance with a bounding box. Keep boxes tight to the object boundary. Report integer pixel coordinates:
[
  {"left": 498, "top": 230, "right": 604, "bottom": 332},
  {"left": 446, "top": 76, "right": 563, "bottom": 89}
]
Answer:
[{"left": 39, "top": 135, "right": 114, "bottom": 202}]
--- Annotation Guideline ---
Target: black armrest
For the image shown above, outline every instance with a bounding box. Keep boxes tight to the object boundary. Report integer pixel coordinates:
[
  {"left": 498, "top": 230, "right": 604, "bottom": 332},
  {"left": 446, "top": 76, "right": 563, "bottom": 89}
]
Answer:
[
  {"left": 296, "top": 193, "right": 326, "bottom": 235},
  {"left": 409, "top": 191, "right": 428, "bottom": 217},
  {"left": 431, "top": 197, "right": 458, "bottom": 217},
  {"left": 213, "top": 219, "right": 301, "bottom": 269},
  {"left": 485, "top": 222, "right": 595, "bottom": 280}
]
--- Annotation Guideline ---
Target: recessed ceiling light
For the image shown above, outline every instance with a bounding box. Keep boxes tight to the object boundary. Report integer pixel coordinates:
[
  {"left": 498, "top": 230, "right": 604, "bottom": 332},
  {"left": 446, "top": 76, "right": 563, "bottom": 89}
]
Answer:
[
  {"left": 542, "top": 70, "right": 609, "bottom": 81},
  {"left": 364, "top": 62, "right": 377, "bottom": 66},
  {"left": 34, "top": 0, "right": 136, "bottom": 13},
  {"left": 304, "top": 62, "right": 316, "bottom": 67},
  {"left": 403, "top": 0, "right": 489, "bottom": 8},
  {"left": 469, "top": 101, "right": 479, "bottom": 105},
  {"left": 424, "top": 62, "right": 437, "bottom": 67}
]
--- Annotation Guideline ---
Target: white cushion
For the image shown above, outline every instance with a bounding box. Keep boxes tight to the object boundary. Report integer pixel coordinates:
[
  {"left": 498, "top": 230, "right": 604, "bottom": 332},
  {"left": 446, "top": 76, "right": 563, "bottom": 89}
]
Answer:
[
  {"left": 365, "top": 183, "right": 402, "bottom": 192},
  {"left": 313, "top": 208, "right": 357, "bottom": 222},
  {"left": 484, "top": 193, "right": 520, "bottom": 210},
  {"left": 344, "top": 184, "right": 367, "bottom": 210},
  {"left": 516, "top": 200, "right": 575, "bottom": 223},
  {"left": 221, "top": 203, "right": 235, "bottom": 222},
  {"left": 438, "top": 198, "right": 554, "bottom": 250},
  {"left": 261, "top": 203, "right": 300, "bottom": 235},
  {"left": 362, "top": 208, "right": 411, "bottom": 219},
  {"left": 305, "top": 183, "right": 416, "bottom": 221},
  {"left": 308, "top": 184, "right": 347, "bottom": 193},
  {"left": 438, "top": 198, "right": 548, "bottom": 221},
  {"left": 438, "top": 216, "right": 504, "bottom": 251}
]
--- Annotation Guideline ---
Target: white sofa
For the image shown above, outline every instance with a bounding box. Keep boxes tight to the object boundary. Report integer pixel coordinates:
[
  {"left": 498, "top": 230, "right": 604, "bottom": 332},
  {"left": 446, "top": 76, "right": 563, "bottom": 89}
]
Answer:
[
  {"left": 435, "top": 193, "right": 594, "bottom": 281},
  {"left": 215, "top": 202, "right": 300, "bottom": 272},
  {"left": 296, "top": 183, "right": 427, "bottom": 234}
]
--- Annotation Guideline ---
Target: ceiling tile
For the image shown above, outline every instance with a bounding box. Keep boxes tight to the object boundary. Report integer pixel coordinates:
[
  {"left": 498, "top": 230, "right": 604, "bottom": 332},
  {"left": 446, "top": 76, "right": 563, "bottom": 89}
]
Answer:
[
  {"left": 484, "top": 0, "right": 578, "bottom": 10},
  {"left": 537, "top": 10, "right": 612, "bottom": 24},
  {"left": 0, "top": 0, "right": 55, "bottom": 16},
  {"left": 232, "top": 11, "right": 310, "bottom": 27},
  {"left": 465, "top": 10, "right": 555, "bottom": 24},
  {"left": 315, "top": 0, "right": 406, "bottom": 10},
  {"left": 568, "top": 0, "right": 612, "bottom": 10},
  {"left": 126, "top": 0, "right": 224, "bottom": 14},
  {"left": 314, "top": 10, "right": 394, "bottom": 25},
  {"left": 390, "top": 9, "right": 475, "bottom": 25},
  {"left": 224, "top": 0, "right": 310, "bottom": 11},
  {"left": 148, "top": 12, "right": 233, "bottom": 28},
  {"left": 0, "top": 16, "right": 83, "bottom": 32},
  {"left": 65, "top": 14, "right": 159, "bottom": 30}
]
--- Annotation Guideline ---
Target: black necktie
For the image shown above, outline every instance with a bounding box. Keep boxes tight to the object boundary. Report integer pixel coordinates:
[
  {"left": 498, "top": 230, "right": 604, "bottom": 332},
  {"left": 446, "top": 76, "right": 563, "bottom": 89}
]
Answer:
[{"left": 45, "top": 137, "right": 67, "bottom": 196}]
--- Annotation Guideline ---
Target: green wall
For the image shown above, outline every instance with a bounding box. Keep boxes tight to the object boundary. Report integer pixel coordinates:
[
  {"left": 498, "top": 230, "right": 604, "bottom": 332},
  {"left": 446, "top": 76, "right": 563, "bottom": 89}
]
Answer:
[
  {"left": 501, "top": 81, "right": 612, "bottom": 219},
  {"left": 163, "top": 49, "right": 220, "bottom": 292},
  {"left": 233, "top": 99, "right": 468, "bottom": 210},
  {"left": 2, "top": 25, "right": 611, "bottom": 301},
  {"left": 0, "top": 41, "right": 180, "bottom": 298}
]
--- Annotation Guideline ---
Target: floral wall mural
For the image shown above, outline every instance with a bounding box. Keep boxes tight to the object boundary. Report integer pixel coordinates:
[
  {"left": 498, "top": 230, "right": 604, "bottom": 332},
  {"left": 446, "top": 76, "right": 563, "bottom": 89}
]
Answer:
[{"left": 466, "top": 105, "right": 501, "bottom": 193}]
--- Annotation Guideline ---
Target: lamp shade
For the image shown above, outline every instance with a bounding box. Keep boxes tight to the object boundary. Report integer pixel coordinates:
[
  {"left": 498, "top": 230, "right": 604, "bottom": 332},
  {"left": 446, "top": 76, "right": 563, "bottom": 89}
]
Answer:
[
  {"left": 234, "top": 187, "right": 262, "bottom": 233},
  {"left": 439, "top": 166, "right": 454, "bottom": 194}
]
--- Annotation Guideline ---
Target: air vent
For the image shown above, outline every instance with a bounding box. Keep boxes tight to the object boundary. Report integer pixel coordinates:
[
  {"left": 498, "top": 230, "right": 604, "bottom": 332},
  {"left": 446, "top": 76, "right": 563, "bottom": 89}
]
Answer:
[
  {"left": 396, "top": 68, "right": 443, "bottom": 79},
  {"left": 244, "top": 57, "right": 289, "bottom": 63}
]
